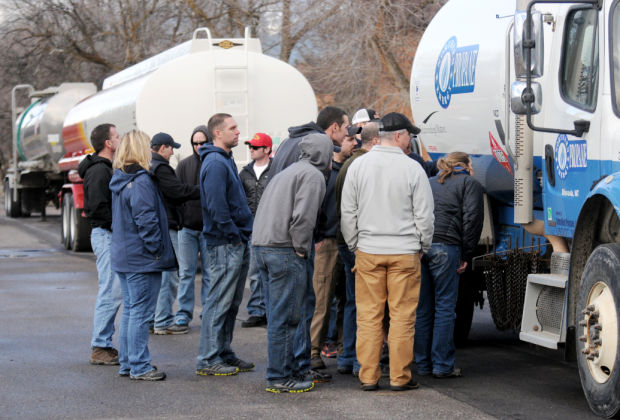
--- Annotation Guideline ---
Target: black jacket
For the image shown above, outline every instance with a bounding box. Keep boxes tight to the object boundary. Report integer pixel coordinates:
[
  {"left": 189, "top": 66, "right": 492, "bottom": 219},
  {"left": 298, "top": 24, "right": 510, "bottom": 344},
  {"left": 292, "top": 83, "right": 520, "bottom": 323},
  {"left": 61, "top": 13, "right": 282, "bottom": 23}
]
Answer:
[
  {"left": 78, "top": 154, "right": 113, "bottom": 230},
  {"left": 177, "top": 153, "right": 203, "bottom": 231},
  {"left": 150, "top": 152, "right": 200, "bottom": 230},
  {"left": 430, "top": 171, "right": 484, "bottom": 260},
  {"left": 239, "top": 158, "right": 272, "bottom": 216},
  {"left": 269, "top": 122, "right": 324, "bottom": 178},
  {"left": 409, "top": 152, "right": 438, "bottom": 178},
  {"left": 315, "top": 159, "right": 342, "bottom": 242}
]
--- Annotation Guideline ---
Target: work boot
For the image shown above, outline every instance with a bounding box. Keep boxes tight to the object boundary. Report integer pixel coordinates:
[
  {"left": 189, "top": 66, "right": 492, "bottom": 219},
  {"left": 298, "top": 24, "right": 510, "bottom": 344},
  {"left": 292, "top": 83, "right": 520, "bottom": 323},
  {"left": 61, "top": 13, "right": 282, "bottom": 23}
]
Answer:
[{"left": 90, "top": 347, "right": 119, "bottom": 365}]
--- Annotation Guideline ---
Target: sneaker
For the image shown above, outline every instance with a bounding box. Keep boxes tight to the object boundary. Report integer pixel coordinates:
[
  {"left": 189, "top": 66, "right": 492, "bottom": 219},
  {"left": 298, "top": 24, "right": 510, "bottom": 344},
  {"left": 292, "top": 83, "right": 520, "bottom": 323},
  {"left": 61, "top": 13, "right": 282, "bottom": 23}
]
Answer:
[
  {"left": 130, "top": 368, "right": 166, "bottom": 381},
  {"left": 337, "top": 365, "right": 353, "bottom": 374},
  {"left": 361, "top": 382, "right": 379, "bottom": 391},
  {"left": 310, "top": 356, "right": 326, "bottom": 370},
  {"left": 266, "top": 378, "right": 314, "bottom": 393},
  {"left": 90, "top": 347, "right": 120, "bottom": 365},
  {"left": 390, "top": 380, "right": 420, "bottom": 391},
  {"left": 241, "top": 315, "right": 267, "bottom": 328},
  {"left": 196, "top": 363, "right": 239, "bottom": 376},
  {"left": 321, "top": 342, "right": 338, "bottom": 358},
  {"left": 175, "top": 319, "right": 189, "bottom": 327},
  {"left": 433, "top": 368, "right": 462, "bottom": 378},
  {"left": 154, "top": 324, "right": 189, "bottom": 335},
  {"left": 226, "top": 358, "right": 255, "bottom": 372},
  {"left": 308, "top": 369, "right": 332, "bottom": 383}
]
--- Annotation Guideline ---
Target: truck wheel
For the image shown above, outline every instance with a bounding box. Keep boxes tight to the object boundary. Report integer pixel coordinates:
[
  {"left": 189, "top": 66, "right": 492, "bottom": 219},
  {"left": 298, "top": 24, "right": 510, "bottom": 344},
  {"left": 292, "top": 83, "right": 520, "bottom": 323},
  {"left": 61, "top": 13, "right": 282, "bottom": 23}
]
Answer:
[
  {"left": 577, "top": 244, "right": 620, "bottom": 419},
  {"left": 61, "top": 192, "right": 72, "bottom": 249},
  {"left": 69, "top": 196, "right": 91, "bottom": 252},
  {"left": 454, "top": 270, "right": 475, "bottom": 347},
  {"left": 4, "top": 179, "right": 22, "bottom": 218}
]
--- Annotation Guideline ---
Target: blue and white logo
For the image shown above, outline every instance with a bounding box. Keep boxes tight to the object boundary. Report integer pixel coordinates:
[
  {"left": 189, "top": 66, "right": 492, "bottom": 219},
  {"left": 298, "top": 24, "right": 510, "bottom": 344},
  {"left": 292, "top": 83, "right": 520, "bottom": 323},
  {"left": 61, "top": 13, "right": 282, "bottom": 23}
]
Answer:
[
  {"left": 555, "top": 134, "right": 587, "bottom": 180},
  {"left": 434, "top": 37, "right": 479, "bottom": 109}
]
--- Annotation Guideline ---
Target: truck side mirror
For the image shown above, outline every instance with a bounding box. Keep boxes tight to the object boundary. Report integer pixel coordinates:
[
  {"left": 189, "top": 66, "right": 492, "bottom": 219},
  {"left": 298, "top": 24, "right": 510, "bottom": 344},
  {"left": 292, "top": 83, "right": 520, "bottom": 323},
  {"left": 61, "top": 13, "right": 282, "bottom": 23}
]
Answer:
[
  {"left": 511, "top": 81, "right": 542, "bottom": 115},
  {"left": 514, "top": 11, "right": 544, "bottom": 78}
]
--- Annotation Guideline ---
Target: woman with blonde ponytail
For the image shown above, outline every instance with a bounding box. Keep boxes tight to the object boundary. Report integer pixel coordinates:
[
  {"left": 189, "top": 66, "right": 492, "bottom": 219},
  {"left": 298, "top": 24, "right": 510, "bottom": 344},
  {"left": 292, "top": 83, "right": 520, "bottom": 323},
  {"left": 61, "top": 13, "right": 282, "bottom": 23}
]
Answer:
[
  {"left": 414, "top": 151, "right": 484, "bottom": 378},
  {"left": 109, "top": 130, "right": 176, "bottom": 381}
]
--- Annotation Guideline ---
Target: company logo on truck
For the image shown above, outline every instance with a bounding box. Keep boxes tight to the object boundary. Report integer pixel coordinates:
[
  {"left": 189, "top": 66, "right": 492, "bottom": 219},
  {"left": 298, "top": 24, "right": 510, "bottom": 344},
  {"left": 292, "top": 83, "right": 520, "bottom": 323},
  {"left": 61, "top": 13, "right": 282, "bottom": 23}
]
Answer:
[
  {"left": 435, "top": 37, "right": 479, "bottom": 109},
  {"left": 555, "top": 134, "right": 587, "bottom": 180}
]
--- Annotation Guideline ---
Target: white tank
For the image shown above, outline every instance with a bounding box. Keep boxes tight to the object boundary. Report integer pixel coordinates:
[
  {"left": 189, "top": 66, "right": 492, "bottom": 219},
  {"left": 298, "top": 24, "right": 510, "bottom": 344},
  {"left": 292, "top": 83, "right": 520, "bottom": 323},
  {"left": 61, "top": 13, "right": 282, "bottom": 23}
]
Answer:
[
  {"left": 60, "top": 29, "right": 317, "bottom": 170},
  {"left": 410, "top": 0, "right": 518, "bottom": 202}
]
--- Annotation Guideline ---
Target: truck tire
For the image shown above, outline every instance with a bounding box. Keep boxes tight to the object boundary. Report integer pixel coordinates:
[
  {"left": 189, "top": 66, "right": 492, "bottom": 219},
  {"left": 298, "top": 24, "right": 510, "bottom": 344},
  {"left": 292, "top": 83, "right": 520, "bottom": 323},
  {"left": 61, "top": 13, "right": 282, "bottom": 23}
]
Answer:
[
  {"left": 454, "top": 270, "right": 475, "bottom": 347},
  {"left": 5, "top": 179, "right": 22, "bottom": 218},
  {"left": 69, "top": 195, "right": 91, "bottom": 252},
  {"left": 61, "top": 192, "right": 72, "bottom": 249},
  {"left": 576, "top": 244, "right": 620, "bottom": 419}
]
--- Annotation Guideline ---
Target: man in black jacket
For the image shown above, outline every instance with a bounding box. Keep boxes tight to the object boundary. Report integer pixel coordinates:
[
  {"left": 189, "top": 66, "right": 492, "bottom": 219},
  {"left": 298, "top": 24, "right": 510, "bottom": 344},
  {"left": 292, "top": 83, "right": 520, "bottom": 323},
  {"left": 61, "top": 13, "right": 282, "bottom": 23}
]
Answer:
[
  {"left": 239, "top": 133, "right": 272, "bottom": 328},
  {"left": 150, "top": 132, "right": 200, "bottom": 335},
  {"left": 78, "top": 123, "right": 122, "bottom": 366},
  {"left": 174, "top": 125, "right": 211, "bottom": 331}
]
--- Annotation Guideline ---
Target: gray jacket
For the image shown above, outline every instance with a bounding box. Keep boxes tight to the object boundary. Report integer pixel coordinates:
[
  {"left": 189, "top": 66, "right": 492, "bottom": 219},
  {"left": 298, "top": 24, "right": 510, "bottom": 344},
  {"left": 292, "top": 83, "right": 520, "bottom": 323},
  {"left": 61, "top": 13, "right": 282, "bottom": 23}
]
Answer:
[{"left": 252, "top": 133, "right": 332, "bottom": 257}]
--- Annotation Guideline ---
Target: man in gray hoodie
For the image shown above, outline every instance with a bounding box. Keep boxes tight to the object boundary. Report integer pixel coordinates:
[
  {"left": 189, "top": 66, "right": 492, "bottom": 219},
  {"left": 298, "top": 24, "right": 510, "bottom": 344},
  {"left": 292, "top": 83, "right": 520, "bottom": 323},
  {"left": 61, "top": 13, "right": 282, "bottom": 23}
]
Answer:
[{"left": 252, "top": 133, "right": 333, "bottom": 394}]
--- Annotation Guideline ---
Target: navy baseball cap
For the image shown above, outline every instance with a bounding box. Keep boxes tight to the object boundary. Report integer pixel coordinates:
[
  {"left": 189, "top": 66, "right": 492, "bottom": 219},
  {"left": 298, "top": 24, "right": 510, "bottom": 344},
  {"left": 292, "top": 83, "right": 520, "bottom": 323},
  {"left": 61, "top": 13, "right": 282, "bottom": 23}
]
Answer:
[{"left": 151, "top": 132, "right": 181, "bottom": 149}]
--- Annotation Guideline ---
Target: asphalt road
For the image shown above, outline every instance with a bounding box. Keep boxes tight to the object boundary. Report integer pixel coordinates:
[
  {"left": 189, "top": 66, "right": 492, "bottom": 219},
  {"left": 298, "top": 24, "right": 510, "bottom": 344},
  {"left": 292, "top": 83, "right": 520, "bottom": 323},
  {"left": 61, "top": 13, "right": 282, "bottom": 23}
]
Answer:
[{"left": 0, "top": 210, "right": 599, "bottom": 419}]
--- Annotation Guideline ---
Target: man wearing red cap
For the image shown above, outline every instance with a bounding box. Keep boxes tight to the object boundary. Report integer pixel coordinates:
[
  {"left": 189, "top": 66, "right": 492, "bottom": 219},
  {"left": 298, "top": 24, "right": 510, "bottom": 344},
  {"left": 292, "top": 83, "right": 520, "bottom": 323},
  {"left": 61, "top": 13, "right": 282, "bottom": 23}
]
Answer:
[{"left": 240, "top": 133, "right": 273, "bottom": 328}]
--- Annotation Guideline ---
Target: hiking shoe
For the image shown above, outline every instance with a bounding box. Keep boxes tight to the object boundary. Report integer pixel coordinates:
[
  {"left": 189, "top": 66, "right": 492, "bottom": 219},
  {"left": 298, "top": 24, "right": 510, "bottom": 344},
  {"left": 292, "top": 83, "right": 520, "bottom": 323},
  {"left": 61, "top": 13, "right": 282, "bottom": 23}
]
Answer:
[
  {"left": 361, "top": 382, "right": 379, "bottom": 391},
  {"left": 321, "top": 342, "right": 338, "bottom": 358},
  {"left": 390, "top": 380, "right": 420, "bottom": 391},
  {"left": 337, "top": 365, "right": 353, "bottom": 375},
  {"left": 308, "top": 369, "right": 332, "bottom": 383},
  {"left": 433, "top": 368, "right": 462, "bottom": 378},
  {"left": 196, "top": 363, "right": 239, "bottom": 376},
  {"left": 241, "top": 315, "right": 267, "bottom": 328},
  {"left": 130, "top": 368, "right": 166, "bottom": 381},
  {"left": 154, "top": 324, "right": 189, "bottom": 335},
  {"left": 266, "top": 379, "right": 314, "bottom": 393},
  {"left": 227, "top": 358, "right": 255, "bottom": 372},
  {"left": 119, "top": 371, "right": 130, "bottom": 377},
  {"left": 310, "top": 356, "right": 326, "bottom": 370},
  {"left": 90, "top": 347, "right": 119, "bottom": 365}
]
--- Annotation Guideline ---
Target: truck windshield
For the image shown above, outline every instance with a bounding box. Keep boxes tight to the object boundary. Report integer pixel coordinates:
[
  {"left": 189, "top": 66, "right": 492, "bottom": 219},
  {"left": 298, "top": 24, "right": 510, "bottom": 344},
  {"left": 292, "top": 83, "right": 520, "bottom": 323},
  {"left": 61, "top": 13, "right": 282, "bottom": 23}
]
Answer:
[{"left": 613, "top": 2, "right": 620, "bottom": 116}]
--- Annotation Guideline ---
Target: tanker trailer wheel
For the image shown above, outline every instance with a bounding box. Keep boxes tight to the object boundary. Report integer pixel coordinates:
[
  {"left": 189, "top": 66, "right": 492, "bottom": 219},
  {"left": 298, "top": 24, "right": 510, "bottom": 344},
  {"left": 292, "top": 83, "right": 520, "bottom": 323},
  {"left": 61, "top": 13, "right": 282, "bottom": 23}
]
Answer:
[
  {"left": 61, "top": 192, "right": 72, "bottom": 249},
  {"left": 577, "top": 244, "right": 620, "bottom": 418},
  {"left": 5, "top": 179, "right": 22, "bottom": 218},
  {"left": 69, "top": 194, "right": 91, "bottom": 252}
]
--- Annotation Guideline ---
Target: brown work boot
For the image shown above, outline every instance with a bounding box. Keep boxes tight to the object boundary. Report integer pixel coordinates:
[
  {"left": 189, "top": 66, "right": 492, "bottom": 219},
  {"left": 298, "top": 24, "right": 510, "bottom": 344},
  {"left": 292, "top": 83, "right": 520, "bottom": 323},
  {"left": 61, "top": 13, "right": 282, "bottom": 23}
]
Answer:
[{"left": 90, "top": 347, "right": 120, "bottom": 365}]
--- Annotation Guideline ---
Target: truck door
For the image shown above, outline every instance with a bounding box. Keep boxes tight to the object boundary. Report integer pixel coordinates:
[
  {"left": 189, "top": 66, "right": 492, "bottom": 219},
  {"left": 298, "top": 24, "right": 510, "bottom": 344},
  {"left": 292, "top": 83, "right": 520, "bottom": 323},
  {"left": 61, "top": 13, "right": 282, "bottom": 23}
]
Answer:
[{"left": 542, "top": 6, "right": 602, "bottom": 238}]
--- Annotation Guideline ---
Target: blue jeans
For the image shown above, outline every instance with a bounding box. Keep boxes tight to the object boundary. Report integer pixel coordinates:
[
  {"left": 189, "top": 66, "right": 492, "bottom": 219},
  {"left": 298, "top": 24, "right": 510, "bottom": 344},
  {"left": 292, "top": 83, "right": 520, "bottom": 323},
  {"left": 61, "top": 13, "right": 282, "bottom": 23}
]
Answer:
[
  {"left": 154, "top": 229, "right": 179, "bottom": 329},
  {"left": 414, "top": 243, "right": 461, "bottom": 375},
  {"left": 118, "top": 271, "right": 161, "bottom": 376},
  {"left": 337, "top": 244, "right": 359, "bottom": 371},
  {"left": 175, "top": 228, "right": 209, "bottom": 325},
  {"left": 196, "top": 242, "right": 249, "bottom": 368},
  {"left": 245, "top": 245, "right": 266, "bottom": 317},
  {"left": 90, "top": 228, "right": 122, "bottom": 348},
  {"left": 293, "top": 247, "right": 315, "bottom": 375},
  {"left": 254, "top": 246, "right": 308, "bottom": 382}
]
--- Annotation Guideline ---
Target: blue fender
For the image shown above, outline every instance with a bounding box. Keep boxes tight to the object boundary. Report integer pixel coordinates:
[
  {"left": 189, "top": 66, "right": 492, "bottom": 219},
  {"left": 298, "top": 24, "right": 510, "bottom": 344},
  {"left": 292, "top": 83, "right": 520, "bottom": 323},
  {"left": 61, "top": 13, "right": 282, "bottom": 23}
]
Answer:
[{"left": 586, "top": 172, "right": 620, "bottom": 219}]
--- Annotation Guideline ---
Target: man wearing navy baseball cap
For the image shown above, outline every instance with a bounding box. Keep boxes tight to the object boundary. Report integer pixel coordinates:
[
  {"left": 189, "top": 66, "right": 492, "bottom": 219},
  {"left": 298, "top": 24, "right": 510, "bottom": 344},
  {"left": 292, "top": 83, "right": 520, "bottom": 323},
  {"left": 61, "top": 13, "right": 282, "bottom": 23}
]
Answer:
[{"left": 149, "top": 132, "right": 200, "bottom": 335}]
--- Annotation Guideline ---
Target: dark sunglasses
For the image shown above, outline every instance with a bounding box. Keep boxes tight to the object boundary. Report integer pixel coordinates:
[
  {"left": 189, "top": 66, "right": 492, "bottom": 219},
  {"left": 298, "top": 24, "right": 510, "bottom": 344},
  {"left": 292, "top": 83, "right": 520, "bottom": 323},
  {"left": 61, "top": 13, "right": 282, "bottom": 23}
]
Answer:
[{"left": 249, "top": 145, "right": 265, "bottom": 150}]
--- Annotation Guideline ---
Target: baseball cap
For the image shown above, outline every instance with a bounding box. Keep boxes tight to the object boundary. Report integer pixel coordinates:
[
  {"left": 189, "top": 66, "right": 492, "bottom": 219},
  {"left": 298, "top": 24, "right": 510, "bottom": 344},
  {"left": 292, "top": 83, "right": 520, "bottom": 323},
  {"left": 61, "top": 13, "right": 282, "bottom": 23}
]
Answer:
[
  {"left": 351, "top": 108, "right": 379, "bottom": 125},
  {"left": 347, "top": 126, "right": 362, "bottom": 137},
  {"left": 151, "top": 132, "right": 181, "bottom": 149},
  {"left": 245, "top": 132, "right": 273, "bottom": 148},
  {"left": 379, "top": 112, "right": 421, "bottom": 135}
]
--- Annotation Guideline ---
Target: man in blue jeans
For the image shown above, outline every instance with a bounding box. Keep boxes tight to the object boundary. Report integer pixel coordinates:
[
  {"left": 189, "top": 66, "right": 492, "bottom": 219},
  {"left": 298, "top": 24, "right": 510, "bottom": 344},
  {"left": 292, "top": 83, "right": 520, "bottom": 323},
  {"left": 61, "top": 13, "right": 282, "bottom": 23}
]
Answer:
[
  {"left": 78, "top": 123, "right": 122, "bottom": 365},
  {"left": 196, "top": 113, "right": 254, "bottom": 376},
  {"left": 174, "top": 125, "right": 211, "bottom": 330},
  {"left": 253, "top": 133, "right": 333, "bottom": 393}
]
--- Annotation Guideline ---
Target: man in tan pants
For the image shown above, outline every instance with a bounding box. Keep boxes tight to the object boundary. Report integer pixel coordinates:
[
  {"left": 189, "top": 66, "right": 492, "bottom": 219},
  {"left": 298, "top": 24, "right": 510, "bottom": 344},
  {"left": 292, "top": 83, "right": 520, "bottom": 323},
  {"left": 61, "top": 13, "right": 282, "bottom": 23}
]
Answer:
[{"left": 340, "top": 112, "right": 434, "bottom": 391}]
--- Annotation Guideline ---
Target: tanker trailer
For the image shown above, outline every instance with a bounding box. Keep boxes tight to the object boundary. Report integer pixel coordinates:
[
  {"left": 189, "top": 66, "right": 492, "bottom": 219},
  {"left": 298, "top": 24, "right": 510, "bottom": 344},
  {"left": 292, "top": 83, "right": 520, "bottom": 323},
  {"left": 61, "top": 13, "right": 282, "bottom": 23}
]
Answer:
[
  {"left": 5, "top": 84, "right": 96, "bottom": 219},
  {"left": 57, "top": 27, "right": 317, "bottom": 251},
  {"left": 411, "top": 0, "right": 620, "bottom": 416}
]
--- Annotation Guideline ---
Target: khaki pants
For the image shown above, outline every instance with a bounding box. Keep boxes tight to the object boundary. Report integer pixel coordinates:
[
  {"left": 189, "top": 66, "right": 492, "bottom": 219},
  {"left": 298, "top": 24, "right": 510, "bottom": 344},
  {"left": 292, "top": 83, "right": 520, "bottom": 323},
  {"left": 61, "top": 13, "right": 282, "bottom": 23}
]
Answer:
[
  {"left": 310, "top": 238, "right": 343, "bottom": 358},
  {"left": 354, "top": 250, "right": 421, "bottom": 386}
]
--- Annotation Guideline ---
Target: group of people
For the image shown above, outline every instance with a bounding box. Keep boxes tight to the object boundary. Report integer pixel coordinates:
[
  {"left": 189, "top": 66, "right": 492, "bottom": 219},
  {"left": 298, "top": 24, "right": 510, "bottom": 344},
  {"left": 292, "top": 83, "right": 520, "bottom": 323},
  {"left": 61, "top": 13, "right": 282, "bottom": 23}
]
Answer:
[{"left": 79, "top": 105, "right": 484, "bottom": 393}]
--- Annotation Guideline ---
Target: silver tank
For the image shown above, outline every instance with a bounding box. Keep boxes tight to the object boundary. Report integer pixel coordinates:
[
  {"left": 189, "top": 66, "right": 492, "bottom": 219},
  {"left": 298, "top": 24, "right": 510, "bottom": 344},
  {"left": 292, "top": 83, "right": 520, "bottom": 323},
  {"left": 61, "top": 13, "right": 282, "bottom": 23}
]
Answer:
[{"left": 16, "top": 83, "right": 96, "bottom": 169}]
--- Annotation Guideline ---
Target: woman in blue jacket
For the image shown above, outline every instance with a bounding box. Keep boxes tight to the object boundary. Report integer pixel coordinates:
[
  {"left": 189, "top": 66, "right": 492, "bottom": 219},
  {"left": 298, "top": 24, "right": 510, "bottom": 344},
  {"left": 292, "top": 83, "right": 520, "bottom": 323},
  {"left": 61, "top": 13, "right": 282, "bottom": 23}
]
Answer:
[
  {"left": 414, "top": 152, "right": 484, "bottom": 379},
  {"left": 110, "top": 130, "right": 176, "bottom": 381}
]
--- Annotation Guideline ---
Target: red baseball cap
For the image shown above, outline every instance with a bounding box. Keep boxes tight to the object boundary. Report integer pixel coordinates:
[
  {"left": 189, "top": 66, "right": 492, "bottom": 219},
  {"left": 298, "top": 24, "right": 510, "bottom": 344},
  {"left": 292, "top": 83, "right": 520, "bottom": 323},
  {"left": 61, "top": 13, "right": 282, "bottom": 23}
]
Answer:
[{"left": 245, "top": 133, "right": 273, "bottom": 148}]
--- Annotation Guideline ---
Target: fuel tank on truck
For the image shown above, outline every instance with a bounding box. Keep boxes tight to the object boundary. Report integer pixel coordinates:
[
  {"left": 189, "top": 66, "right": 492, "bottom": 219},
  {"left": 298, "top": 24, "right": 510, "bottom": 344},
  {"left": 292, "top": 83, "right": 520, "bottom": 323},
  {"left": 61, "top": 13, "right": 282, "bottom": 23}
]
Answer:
[
  {"left": 411, "top": 0, "right": 536, "bottom": 205},
  {"left": 15, "top": 83, "right": 96, "bottom": 172},
  {"left": 60, "top": 29, "right": 317, "bottom": 171}
]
